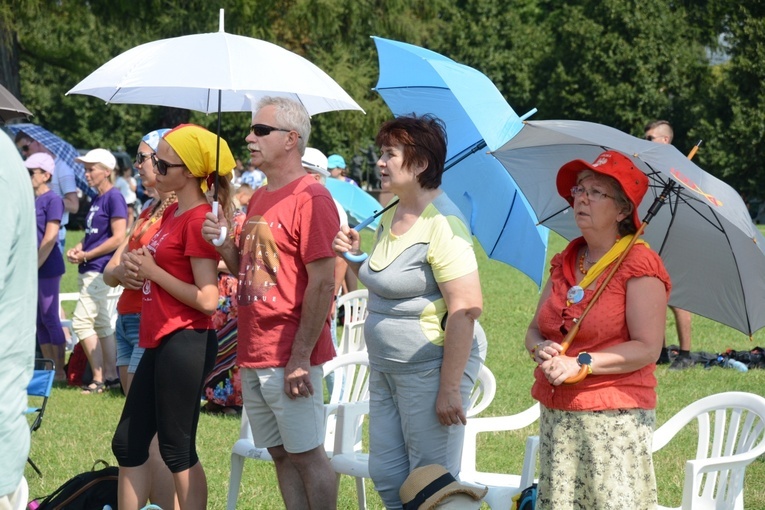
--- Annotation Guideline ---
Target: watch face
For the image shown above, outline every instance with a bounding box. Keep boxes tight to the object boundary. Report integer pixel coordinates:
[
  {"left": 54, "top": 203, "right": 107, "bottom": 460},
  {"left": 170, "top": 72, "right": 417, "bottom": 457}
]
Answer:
[{"left": 578, "top": 352, "right": 592, "bottom": 365}]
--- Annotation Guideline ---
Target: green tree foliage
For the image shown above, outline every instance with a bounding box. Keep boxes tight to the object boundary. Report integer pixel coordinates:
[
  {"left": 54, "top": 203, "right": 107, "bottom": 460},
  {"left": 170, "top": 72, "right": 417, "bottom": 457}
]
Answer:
[{"left": 3, "top": 0, "right": 763, "bottom": 198}]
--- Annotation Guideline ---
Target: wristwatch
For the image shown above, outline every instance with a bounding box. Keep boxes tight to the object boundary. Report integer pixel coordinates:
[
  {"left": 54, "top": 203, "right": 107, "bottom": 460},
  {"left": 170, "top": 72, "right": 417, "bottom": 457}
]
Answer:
[{"left": 577, "top": 352, "right": 593, "bottom": 375}]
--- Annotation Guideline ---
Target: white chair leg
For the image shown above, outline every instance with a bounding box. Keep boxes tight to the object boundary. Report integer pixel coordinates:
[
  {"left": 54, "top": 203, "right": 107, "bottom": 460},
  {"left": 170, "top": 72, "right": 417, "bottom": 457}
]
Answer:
[
  {"left": 227, "top": 453, "right": 245, "bottom": 510},
  {"left": 354, "top": 476, "right": 367, "bottom": 509}
]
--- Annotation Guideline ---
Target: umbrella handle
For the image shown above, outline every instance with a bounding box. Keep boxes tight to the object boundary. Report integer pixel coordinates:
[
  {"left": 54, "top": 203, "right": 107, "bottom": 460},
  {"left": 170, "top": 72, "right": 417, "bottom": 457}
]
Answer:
[
  {"left": 212, "top": 201, "right": 227, "bottom": 246},
  {"left": 342, "top": 199, "right": 399, "bottom": 263},
  {"left": 343, "top": 223, "right": 369, "bottom": 263}
]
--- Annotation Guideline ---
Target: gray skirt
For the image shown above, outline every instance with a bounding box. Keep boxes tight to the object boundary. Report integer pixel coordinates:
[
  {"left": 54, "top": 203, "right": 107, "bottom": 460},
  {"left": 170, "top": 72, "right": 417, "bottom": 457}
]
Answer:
[{"left": 536, "top": 405, "right": 657, "bottom": 510}]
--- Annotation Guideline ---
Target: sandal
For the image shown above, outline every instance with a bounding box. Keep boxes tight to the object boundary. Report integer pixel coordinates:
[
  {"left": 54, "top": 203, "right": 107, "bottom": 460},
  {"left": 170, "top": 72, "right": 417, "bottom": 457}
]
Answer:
[
  {"left": 105, "top": 378, "right": 122, "bottom": 390},
  {"left": 81, "top": 380, "right": 105, "bottom": 394}
]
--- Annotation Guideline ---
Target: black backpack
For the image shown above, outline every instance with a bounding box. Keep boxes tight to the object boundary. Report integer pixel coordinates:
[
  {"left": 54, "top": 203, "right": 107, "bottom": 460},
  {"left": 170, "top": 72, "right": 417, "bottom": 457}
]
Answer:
[{"left": 33, "top": 460, "right": 118, "bottom": 510}]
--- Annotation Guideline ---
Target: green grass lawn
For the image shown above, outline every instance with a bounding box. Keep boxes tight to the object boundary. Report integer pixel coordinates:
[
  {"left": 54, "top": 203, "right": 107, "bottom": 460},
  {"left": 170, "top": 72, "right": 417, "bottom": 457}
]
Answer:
[{"left": 30, "top": 229, "right": 765, "bottom": 508}]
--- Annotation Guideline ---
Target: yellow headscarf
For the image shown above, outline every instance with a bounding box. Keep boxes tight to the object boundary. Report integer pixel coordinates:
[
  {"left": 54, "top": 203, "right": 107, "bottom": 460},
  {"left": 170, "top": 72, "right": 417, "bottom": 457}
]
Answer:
[{"left": 164, "top": 124, "right": 236, "bottom": 192}]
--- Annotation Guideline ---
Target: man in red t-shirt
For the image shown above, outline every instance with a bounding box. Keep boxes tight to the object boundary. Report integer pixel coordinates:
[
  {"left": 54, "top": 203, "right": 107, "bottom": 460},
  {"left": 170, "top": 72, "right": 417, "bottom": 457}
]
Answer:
[{"left": 203, "top": 97, "right": 339, "bottom": 509}]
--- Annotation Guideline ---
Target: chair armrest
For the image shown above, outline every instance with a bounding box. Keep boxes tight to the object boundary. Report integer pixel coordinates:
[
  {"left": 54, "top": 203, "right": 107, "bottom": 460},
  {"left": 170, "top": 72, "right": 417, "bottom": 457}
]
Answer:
[{"left": 461, "top": 404, "right": 540, "bottom": 475}]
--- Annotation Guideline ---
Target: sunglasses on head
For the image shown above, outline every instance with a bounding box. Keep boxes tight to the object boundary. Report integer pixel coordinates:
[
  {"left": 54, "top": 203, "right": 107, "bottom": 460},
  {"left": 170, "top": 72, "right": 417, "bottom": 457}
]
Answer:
[
  {"left": 134, "top": 152, "right": 153, "bottom": 166},
  {"left": 151, "top": 154, "right": 186, "bottom": 176},
  {"left": 250, "top": 124, "right": 298, "bottom": 137}
]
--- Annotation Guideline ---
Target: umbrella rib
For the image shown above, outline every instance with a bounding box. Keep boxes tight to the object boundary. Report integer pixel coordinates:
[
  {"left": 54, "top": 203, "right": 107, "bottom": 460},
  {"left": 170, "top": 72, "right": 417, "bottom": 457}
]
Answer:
[
  {"left": 488, "top": 190, "right": 518, "bottom": 257},
  {"left": 537, "top": 205, "right": 572, "bottom": 226}
]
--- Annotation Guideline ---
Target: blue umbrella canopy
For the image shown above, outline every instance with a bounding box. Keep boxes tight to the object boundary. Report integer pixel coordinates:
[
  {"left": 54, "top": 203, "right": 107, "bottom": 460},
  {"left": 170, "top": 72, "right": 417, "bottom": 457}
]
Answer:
[
  {"left": 325, "top": 178, "right": 382, "bottom": 230},
  {"left": 373, "top": 36, "right": 548, "bottom": 287}
]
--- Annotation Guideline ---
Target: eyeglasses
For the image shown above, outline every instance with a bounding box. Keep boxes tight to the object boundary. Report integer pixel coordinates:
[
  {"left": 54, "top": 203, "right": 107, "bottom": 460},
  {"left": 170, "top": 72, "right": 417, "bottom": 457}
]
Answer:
[
  {"left": 645, "top": 134, "right": 665, "bottom": 142},
  {"left": 151, "top": 154, "right": 186, "bottom": 176},
  {"left": 134, "top": 152, "right": 153, "bottom": 166},
  {"left": 250, "top": 124, "right": 295, "bottom": 137},
  {"left": 570, "top": 185, "right": 614, "bottom": 202}
]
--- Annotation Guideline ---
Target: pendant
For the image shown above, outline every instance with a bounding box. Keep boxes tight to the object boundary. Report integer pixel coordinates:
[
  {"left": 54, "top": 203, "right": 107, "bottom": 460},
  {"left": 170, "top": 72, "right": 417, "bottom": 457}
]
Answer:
[{"left": 567, "top": 285, "right": 584, "bottom": 304}]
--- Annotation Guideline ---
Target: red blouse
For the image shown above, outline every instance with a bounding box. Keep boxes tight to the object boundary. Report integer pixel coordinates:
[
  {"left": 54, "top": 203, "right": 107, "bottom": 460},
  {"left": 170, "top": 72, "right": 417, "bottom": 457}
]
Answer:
[{"left": 531, "top": 237, "right": 671, "bottom": 411}]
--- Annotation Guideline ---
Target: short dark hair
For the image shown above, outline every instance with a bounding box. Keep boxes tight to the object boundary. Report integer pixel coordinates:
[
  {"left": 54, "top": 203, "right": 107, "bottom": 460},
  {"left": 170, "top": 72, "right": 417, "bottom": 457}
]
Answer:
[
  {"left": 14, "top": 131, "right": 32, "bottom": 144},
  {"left": 375, "top": 114, "right": 447, "bottom": 190},
  {"left": 643, "top": 120, "right": 673, "bottom": 140}
]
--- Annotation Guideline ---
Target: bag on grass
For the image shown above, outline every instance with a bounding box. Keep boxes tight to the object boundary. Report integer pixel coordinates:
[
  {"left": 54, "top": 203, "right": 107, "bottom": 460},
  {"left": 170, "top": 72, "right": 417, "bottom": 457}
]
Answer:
[
  {"left": 64, "top": 342, "right": 92, "bottom": 387},
  {"left": 511, "top": 483, "right": 537, "bottom": 510},
  {"left": 31, "top": 460, "right": 118, "bottom": 510}
]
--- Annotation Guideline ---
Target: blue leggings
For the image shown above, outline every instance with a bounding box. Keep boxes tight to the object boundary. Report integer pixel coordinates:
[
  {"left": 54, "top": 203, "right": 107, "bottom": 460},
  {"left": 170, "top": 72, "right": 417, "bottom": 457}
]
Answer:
[{"left": 112, "top": 328, "right": 216, "bottom": 472}]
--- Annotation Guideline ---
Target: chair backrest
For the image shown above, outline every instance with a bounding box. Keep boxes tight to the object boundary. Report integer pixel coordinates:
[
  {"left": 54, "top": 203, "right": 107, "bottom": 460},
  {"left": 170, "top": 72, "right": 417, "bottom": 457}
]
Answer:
[
  {"left": 27, "top": 358, "right": 55, "bottom": 433},
  {"left": 322, "top": 351, "right": 371, "bottom": 454},
  {"left": 652, "top": 391, "right": 765, "bottom": 509},
  {"left": 335, "top": 289, "right": 369, "bottom": 355},
  {"left": 467, "top": 364, "right": 497, "bottom": 418}
]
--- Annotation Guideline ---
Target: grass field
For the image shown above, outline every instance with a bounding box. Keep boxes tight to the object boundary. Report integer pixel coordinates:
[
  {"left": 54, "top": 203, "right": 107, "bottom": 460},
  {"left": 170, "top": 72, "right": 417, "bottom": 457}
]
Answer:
[{"left": 28, "top": 229, "right": 765, "bottom": 508}]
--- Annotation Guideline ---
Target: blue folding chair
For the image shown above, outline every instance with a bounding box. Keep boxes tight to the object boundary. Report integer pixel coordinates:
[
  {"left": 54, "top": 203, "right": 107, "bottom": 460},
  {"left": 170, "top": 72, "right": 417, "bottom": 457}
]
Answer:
[{"left": 26, "top": 358, "right": 55, "bottom": 476}]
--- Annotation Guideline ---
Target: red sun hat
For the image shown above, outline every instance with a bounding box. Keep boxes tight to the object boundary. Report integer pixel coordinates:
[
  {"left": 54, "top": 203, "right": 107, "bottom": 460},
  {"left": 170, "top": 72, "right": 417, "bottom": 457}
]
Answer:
[{"left": 556, "top": 150, "right": 649, "bottom": 230}]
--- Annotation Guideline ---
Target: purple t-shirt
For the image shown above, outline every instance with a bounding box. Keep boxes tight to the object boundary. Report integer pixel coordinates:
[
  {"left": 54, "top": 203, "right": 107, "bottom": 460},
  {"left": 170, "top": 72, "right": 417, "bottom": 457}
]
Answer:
[
  {"left": 80, "top": 187, "right": 127, "bottom": 274},
  {"left": 36, "top": 190, "right": 66, "bottom": 278}
]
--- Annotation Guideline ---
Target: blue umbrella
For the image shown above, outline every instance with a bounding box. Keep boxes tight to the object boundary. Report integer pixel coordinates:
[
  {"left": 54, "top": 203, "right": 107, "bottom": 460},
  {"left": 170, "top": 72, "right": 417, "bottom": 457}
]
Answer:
[
  {"left": 8, "top": 123, "right": 96, "bottom": 198},
  {"left": 372, "top": 36, "right": 548, "bottom": 286},
  {"left": 326, "top": 178, "right": 382, "bottom": 230}
]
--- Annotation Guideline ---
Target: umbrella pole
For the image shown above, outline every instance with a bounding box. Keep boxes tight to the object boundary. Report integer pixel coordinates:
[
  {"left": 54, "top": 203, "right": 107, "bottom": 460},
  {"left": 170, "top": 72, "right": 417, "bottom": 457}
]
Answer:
[
  {"left": 212, "top": 89, "right": 227, "bottom": 246},
  {"left": 560, "top": 180, "right": 676, "bottom": 384}
]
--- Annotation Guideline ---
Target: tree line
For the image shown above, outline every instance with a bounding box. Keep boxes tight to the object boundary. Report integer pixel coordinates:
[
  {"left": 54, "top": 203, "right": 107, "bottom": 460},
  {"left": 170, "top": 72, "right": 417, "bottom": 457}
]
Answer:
[{"left": 1, "top": 0, "right": 763, "bottom": 203}]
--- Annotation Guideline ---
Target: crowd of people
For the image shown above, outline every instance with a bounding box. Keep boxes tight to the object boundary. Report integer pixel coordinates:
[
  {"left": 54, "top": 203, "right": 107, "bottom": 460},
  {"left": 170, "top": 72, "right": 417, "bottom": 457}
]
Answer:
[{"left": 2, "top": 107, "right": 696, "bottom": 510}]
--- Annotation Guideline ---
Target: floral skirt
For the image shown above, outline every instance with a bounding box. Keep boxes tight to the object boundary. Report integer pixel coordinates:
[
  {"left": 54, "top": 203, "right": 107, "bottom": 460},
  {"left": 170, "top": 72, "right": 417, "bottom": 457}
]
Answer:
[{"left": 537, "top": 405, "right": 657, "bottom": 510}]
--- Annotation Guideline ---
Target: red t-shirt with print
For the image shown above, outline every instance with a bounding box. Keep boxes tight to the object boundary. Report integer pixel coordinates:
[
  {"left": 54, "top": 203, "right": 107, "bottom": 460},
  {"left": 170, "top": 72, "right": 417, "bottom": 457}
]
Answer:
[
  {"left": 139, "top": 202, "right": 219, "bottom": 348},
  {"left": 236, "top": 175, "right": 339, "bottom": 368}
]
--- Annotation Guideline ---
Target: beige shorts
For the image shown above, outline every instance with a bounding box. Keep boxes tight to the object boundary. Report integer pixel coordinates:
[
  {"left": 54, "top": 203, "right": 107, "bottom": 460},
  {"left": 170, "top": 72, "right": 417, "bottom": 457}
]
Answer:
[
  {"left": 241, "top": 366, "right": 325, "bottom": 454},
  {"left": 72, "top": 271, "right": 119, "bottom": 339}
]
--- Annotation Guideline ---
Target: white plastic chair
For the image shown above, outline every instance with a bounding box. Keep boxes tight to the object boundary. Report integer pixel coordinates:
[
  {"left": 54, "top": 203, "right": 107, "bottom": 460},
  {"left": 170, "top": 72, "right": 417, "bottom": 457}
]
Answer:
[
  {"left": 330, "top": 364, "right": 500, "bottom": 510},
  {"left": 458, "top": 403, "right": 541, "bottom": 510},
  {"left": 652, "top": 391, "right": 765, "bottom": 510},
  {"left": 335, "top": 289, "right": 368, "bottom": 354},
  {"left": 225, "top": 351, "right": 370, "bottom": 510}
]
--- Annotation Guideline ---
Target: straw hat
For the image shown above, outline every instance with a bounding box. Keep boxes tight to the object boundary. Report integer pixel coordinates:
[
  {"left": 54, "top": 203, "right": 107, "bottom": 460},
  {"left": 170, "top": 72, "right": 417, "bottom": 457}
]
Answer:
[{"left": 399, "top": 464, "right": 487, "bottom": 510}]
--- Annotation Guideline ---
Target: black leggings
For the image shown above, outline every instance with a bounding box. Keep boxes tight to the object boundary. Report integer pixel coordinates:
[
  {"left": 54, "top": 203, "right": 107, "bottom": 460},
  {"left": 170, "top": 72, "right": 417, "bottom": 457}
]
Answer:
[{"left": 112, "top": 328, "right": 216, "bottom": 472}]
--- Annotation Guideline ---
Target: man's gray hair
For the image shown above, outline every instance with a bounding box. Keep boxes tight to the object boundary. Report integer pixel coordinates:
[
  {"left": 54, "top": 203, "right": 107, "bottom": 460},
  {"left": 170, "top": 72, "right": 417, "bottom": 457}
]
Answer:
[{"left": 256, "top": 96, "right": 311, "bottom": 154}]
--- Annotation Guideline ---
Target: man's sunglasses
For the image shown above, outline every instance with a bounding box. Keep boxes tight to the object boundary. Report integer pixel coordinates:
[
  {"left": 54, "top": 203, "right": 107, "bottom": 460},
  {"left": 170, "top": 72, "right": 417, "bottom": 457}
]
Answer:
[
  {"left": 250, "top": 124, "right": 299, "bottom": 138},
  {"left": 20, "top": 144, "right": 30, "bottom": 153},
  {"left": 151, "top": 154, "right": 186, "bottom": 176}
]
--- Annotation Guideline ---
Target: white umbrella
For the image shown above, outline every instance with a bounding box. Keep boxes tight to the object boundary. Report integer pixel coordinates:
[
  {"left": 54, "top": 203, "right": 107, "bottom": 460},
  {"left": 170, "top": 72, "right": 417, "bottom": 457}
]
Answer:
[
  {"left": 66, "top": 10, "right": 363, "bottom": 116},
  {"left": 68, "top": 9, "right": 363, "bottom": 244}
]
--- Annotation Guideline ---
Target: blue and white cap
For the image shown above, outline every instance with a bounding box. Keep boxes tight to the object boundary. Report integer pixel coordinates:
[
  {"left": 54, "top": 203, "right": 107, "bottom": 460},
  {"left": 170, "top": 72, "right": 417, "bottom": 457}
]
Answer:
[{"left": 141, "top": 128, "right": 171, "bottom": 152}]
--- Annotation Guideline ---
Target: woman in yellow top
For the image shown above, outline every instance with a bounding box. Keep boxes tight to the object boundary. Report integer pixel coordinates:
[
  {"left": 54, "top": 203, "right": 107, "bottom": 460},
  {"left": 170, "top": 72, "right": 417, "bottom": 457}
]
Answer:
[{"left": 333, "top": 115, "right": 486, "bottom": 509}]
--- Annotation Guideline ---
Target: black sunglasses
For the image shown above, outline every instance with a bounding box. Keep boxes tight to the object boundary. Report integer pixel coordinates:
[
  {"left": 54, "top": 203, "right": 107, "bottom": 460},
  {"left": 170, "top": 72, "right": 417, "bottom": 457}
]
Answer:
[
  {"left": 134, "top": 152, "right": 153, "bottom": 166},
  {"left": 250, "top": 124, "right": 298, "bottom": 137},
  {"left": 151, "top": 154, "right": 186, "bottom": 176},
  {"left": 21, "top": 144, "right": 30, "bottom": 153}
]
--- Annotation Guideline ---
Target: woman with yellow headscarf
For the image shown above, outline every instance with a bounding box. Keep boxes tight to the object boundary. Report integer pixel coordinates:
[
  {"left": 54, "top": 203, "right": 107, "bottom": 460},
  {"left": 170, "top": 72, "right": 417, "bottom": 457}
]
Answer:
[{"left": 112, "top": 124, "right": 235, "bottom": 509}]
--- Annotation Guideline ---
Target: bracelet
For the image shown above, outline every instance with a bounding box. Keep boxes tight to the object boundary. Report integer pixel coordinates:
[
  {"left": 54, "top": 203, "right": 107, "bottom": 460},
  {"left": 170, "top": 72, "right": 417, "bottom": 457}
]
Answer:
[{"left": 83, "top": 254, "right": 88, "bottom": 263}]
